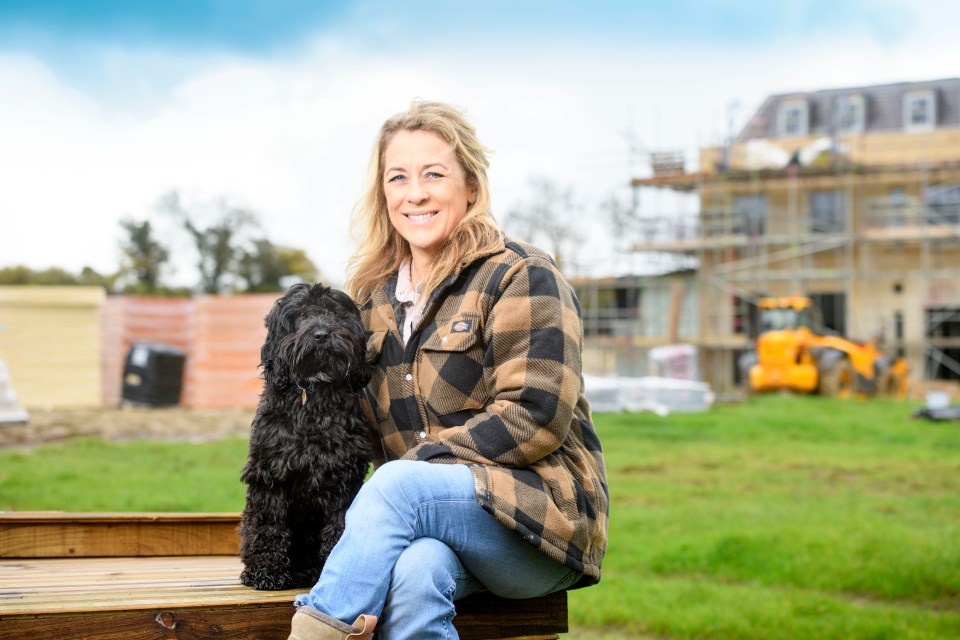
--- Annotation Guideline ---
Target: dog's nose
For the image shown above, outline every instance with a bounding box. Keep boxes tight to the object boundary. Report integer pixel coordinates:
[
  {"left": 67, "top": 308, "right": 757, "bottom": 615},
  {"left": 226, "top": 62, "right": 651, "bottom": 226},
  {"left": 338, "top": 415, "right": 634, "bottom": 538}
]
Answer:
[{"left": 313, "top": 329, "right": 329, "bottom": 341}]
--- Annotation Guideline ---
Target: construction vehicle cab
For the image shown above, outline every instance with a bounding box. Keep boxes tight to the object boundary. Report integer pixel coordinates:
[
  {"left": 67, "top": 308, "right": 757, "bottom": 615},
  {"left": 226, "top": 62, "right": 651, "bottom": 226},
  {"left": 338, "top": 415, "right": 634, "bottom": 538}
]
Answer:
[{"left": 746, "top": 295, "right": 902, "bottom": 397}]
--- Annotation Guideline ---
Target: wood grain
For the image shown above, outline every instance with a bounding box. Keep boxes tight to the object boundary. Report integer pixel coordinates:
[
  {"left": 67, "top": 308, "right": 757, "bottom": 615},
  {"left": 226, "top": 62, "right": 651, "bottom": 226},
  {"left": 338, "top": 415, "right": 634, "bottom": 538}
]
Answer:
[
  {"left": 0, "top": 513, "right": 568, "bottom": 640},
  {"left": 0, "top": 513, "right": 241, "bottom": 558}
]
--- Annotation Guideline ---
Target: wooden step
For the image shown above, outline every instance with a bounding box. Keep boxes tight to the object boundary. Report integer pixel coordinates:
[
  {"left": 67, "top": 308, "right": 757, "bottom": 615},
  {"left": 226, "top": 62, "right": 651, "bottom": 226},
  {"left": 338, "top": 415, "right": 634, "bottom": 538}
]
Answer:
[{"left": 0, "top": 512, "right": 568, "bottom": 640}]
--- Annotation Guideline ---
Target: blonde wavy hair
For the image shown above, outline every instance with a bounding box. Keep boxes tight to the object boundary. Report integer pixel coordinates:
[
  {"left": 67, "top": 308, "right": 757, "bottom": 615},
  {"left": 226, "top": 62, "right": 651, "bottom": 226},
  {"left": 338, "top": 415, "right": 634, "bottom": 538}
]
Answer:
[{"left": 346, "top": 100, "right": 504, "bottom": 304}]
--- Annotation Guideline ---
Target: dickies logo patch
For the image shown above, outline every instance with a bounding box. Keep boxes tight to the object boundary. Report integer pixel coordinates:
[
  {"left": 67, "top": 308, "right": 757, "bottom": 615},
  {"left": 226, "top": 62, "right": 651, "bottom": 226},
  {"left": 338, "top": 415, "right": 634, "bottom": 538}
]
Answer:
[{"left": 451, "top": 320, "right": 472, "bottom": 333}]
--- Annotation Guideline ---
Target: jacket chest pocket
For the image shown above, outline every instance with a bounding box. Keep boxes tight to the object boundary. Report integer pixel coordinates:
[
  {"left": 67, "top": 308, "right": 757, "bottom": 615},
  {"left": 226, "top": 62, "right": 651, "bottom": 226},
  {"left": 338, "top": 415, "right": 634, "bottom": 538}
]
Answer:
[{"left": 420, "top": 313, "right": 487, "bottom": 418}]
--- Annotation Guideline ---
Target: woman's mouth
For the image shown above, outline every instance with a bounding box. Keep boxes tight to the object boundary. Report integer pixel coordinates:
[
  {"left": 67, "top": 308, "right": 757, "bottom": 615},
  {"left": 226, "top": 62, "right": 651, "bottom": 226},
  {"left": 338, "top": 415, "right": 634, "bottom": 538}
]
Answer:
[{"left": 405, "top": 211, "right": 437, "bottom": 223}]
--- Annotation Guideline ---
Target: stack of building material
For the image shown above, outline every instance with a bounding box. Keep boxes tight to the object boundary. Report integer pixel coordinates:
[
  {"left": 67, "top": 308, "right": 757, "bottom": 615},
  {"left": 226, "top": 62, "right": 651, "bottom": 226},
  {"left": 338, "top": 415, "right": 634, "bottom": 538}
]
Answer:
[
  {"left": 584, "top": 374, "right": 714, "bottom": 416},
  {"left": 0, "top": 359, "right": 30, "bottom": 425}
]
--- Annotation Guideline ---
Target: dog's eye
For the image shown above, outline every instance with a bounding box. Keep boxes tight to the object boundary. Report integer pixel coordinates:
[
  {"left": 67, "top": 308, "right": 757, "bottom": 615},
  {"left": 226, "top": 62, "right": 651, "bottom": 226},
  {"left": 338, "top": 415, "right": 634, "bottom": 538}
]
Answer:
[{"left": 297, "top": 311, "right": 306, "bottom": 319}]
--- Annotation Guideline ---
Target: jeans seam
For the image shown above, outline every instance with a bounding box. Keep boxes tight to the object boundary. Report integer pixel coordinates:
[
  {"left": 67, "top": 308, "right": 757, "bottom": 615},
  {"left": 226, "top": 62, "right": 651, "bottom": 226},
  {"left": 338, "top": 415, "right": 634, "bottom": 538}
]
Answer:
[
  {"left": 440, "top": 579, "right": 458, "bottom": 640},
  {"left": 412, "top": 499, "right": 477, "bottom": 539},
  {"left": 531, "top": 569, "right": 581, "bottom": 598}
]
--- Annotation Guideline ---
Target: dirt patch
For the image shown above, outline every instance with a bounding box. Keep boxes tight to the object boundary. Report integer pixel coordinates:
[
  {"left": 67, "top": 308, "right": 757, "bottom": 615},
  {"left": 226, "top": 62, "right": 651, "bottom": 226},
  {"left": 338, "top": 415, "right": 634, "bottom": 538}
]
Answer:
[{"left": 0, "top": 407, "right": 256, "bottom": 448}]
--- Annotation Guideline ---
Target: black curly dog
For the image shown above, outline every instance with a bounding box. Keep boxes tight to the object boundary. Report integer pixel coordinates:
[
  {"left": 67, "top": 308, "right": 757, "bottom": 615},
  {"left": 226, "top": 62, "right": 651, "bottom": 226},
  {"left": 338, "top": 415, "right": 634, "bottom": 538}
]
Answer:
[{"left": 240, "top": 282, "right": 373, "bottom": 590}]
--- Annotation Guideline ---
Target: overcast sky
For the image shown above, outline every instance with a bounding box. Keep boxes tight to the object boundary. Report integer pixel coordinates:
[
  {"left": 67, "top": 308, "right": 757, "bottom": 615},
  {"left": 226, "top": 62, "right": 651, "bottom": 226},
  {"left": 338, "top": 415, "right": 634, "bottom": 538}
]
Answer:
[{"left": 1, "top": 0, "right": 957, "bottom": 286}]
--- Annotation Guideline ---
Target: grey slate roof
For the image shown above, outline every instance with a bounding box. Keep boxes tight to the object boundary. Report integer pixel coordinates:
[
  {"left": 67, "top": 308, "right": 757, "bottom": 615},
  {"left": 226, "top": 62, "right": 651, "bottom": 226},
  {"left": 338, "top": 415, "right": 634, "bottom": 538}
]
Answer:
[{"left": 738, "top": 77, "right": 960, "bottom": 141}]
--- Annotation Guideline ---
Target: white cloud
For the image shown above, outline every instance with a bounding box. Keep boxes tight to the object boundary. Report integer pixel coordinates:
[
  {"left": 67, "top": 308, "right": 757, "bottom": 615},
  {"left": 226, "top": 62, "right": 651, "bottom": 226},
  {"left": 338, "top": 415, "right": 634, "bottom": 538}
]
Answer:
[{"left": 1, "top": 8, "right": 958, "bottom": 285}]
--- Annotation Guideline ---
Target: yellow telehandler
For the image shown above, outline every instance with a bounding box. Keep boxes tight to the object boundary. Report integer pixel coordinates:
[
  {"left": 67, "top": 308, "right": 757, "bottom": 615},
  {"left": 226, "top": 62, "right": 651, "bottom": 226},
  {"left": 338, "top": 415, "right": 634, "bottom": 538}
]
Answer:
[{"left": 742, "top": 295, "right": 907, "bottom": 397}]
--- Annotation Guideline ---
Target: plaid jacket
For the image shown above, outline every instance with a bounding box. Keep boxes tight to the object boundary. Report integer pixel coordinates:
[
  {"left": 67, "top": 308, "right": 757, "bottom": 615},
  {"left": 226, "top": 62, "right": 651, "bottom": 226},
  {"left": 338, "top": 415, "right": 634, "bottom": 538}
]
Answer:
[{"left": 361, "top": 238, "right": 608, "bottom": 586}]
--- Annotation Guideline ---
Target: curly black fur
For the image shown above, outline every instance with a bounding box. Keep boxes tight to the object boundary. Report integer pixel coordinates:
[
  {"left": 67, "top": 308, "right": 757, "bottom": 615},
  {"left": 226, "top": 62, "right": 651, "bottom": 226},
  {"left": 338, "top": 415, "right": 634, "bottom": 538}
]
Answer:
[{"left": 239, "top": 282, "right": 373, "bottom": 590}]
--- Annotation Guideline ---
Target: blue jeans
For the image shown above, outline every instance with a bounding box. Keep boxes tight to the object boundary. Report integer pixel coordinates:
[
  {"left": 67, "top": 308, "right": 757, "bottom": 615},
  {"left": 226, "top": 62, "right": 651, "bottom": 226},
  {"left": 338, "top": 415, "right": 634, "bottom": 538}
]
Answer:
[{"left": 294, "top": 460, "right": 581, "bottom": 639}]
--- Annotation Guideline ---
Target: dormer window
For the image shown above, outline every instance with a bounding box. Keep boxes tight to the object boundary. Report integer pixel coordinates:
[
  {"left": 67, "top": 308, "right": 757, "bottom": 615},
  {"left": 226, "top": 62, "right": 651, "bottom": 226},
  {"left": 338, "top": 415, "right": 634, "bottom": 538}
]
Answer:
[
  {"left": 903, "top": 90, "right": 937, "bottom": 132},
  {"left": 777, "top": 98, "right": 809, "bottom": 137},
  {"left": 837, "top": 94, "right": 866, "bottom": 133}
]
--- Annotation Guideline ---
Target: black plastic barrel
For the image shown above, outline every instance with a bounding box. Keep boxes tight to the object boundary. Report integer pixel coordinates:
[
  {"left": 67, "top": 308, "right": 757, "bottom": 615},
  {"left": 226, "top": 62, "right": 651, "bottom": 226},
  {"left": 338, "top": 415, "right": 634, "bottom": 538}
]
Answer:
[{"left": 120, "top": 343, "right": 186, "bottom": 407}]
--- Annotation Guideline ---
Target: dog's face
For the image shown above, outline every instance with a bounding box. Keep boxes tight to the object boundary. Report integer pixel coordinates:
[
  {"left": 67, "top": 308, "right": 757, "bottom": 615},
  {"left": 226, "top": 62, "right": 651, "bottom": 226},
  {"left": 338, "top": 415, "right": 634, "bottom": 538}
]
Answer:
[{"left": 261, "top": 283, "right": 370, "bottom": 392}]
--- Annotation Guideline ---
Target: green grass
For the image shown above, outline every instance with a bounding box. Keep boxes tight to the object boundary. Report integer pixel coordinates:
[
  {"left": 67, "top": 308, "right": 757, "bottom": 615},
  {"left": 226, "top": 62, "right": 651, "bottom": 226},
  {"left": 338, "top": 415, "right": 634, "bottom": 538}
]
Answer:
[
  {"left": 0, "top": 437, "right": 250, "bottom": 511},
  {"left": 573, "top": 395, "right": 960, "bottom": 639},
  {"left": 1, "top": 394, "right": 958, "bottom": 638}
]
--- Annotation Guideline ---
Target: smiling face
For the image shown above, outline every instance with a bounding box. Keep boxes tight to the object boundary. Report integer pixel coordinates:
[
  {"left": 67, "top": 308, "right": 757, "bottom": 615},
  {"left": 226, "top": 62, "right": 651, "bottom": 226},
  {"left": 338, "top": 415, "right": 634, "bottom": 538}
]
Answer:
[{"left": 382, "top": 129, "right": 476, "bottom": 269}]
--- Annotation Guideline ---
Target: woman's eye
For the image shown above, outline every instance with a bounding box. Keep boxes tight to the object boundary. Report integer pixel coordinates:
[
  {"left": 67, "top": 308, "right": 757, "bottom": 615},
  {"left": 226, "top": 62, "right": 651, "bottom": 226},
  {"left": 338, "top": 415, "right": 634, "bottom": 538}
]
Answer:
[
  {"left": 387, "top": 174, "right": 405, "bottom": 183},
  {"left": 425, "top": 171, "right": 443, "bottom": 179}
]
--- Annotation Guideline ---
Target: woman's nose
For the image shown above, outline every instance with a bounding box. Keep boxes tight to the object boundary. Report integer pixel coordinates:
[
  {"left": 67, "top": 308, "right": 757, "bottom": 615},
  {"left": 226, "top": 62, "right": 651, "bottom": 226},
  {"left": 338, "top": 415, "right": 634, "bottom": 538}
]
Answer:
[{"left": 406, "top": 180, "right": 428, "bottom": 203}]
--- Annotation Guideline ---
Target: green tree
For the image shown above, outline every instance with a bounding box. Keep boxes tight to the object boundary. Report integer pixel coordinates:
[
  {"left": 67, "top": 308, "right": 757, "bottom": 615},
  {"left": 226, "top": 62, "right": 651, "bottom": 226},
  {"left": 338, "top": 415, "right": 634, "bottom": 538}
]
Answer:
[
  {"left": 78, "top": 266, "right": 119, "bottom": 291},
  {"left": 0, "top": 265, "right": 116, "bottom": 290},
  {"left": 237, "top": 240, "right": 320, "bottom": 292},
  {"left": 117, "top": 218, "right": 170, "bottom": 294}
]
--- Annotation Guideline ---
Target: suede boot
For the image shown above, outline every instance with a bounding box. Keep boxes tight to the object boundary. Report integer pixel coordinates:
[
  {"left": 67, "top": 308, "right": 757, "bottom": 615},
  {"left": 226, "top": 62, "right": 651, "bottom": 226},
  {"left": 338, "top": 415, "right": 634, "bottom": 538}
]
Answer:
[{"left": 288, "top": 606, "right": 377, "bottom": 640}]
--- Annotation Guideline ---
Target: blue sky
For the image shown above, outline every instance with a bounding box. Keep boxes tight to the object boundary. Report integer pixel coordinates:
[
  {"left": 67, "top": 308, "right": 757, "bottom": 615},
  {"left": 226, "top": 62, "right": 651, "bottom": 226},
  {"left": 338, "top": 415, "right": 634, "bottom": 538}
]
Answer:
[
  {"left": 0, "top": 0, "right": 912, "bottom": 51},
  {"left": 0, "top": 0, "right": 954, "bottom": 283}
]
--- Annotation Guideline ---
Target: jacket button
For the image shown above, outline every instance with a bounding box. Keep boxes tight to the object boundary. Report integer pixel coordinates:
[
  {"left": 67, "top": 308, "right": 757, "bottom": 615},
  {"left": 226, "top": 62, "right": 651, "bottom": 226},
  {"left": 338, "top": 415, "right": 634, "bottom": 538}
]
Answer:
[
  {"left": 418, "top": 431, "right": 427, "bottom": 439},
  {"left": 404, "top": 373, "right": 413, "bottom": 381}
]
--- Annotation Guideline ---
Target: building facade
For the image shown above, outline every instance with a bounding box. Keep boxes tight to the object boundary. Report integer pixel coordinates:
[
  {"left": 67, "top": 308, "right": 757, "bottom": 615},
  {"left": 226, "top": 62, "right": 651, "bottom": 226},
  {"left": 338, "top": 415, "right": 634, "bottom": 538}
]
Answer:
[{"left": 630, "top": 77, "right": 960, "bottom": 393}]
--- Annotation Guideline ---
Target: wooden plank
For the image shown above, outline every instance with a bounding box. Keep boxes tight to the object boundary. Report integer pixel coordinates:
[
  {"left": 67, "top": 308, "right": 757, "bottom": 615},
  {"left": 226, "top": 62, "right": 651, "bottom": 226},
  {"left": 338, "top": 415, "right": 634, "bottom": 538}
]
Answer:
[
  {"left": 0, "top": 556, "right": 286, "bottom": 616},
  {"left": 0, "top": 593, "right": 566, "bottom": 640},
  {"left": 0, "top": 553, "right": 567, "bottom": 640},
  {"left": 0, "top": 604, "right": 296, "bottom": 640},
  {"left": 0, "top": 513, "right": 241, "bottom": 558},
  {"left": 0, "top": 512, "right": 241, "bottom": 524},
  {"left": 454, "top": 591, "right": 567, "bottom": 640},
  {"left": 0, "top": 556, "right": 566, "bottom": 628}
]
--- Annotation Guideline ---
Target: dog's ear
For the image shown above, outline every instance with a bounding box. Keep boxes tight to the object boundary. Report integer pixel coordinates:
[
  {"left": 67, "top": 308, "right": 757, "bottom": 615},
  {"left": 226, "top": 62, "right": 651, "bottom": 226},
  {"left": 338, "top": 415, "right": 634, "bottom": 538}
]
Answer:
[
  {"left": 327, "top": 287, "right": 360, "bottom": 314},
  {"left": 261, "top": 287, "right": 302, "bottom": 387},
  {"left": 285, "top": 282, "right": 312, "bottom": 301},
  {"left": 260, "top": 305, "right": 283, "bottom": 386},
  {"left": 260, "top": 337, "right": 290, "bottom": 388}
]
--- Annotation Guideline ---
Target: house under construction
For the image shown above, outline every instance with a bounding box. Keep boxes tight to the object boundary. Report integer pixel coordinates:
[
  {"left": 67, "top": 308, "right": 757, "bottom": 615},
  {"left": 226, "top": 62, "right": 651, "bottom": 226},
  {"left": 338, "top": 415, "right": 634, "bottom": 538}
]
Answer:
[{"left": 584, "top": 77, "right": 960, "bottom": 395}]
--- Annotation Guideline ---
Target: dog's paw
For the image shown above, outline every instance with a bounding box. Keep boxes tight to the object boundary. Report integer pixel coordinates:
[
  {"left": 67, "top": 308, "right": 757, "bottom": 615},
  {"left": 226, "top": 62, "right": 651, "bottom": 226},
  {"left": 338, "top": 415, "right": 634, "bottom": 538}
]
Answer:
[
  {"left": 239, "top": 567, "right": 258, "bottom": 588},
  {"left": 241, "top": 567, "right": 295, "bottom": 591}
]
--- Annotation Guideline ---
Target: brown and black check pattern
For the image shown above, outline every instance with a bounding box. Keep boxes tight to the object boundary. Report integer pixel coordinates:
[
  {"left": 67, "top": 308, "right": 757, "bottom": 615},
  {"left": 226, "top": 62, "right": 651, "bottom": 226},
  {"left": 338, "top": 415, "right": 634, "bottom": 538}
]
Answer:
[{"left": 360, "top": 239, "right": 608, "bottom": 586}]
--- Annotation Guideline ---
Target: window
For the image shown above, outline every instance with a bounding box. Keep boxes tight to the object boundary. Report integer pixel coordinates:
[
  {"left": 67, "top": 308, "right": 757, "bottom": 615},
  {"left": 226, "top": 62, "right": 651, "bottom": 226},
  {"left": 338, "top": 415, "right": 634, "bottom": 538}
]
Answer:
[
  {"left": 810, "top": 293, "right": 846, "bottom": 336},
  {"left": 809, "top": 190, "right": 845, "bottom": 233},
  {"left": 903, "top": 90, "right": 937, "bottom": 132},
  {"left": 573, "top": 279, "right": 641, "bottom": 337},
  {"left": 925, "top": 307, "right": 960, "bottom": 381},
  {"left": 889, "top": 187, "right": 907, "bottom": 227},
  {"left": 733, "top": 195, "right": 767, "bottom": 236},
  {"left": 837, "top": 94, "right": 866, "bottom": 133},
  {"left": 924, "top": 184, "right": 960, "bottom": 225},
  {"left": 893, "top": 310, "right": 905, "bottom": 359},
  {"left": 777, "top": 99, "right": 809, "bottom": 137},
  {"left": 732, "top": 295, "right": 761, "bottom": 338}
]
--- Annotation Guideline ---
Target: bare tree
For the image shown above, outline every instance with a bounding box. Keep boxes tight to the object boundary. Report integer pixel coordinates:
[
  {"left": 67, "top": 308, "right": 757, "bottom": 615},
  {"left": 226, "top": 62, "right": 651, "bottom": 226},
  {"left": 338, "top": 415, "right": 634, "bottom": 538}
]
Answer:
[
  {"left": 502, "top": 176, "right": 579, "bottom": 273},
  {"left": 158, "top": 190, "right": 259, "bottom": 294},
  {"left": 600, "top": 194, "right": 641, "bottom": 254}
]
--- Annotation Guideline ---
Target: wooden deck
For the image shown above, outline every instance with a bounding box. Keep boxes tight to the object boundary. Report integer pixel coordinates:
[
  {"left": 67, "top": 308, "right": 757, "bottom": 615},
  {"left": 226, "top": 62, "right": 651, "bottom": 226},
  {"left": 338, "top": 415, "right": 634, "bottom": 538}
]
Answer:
[{"left": 0, "top": 512, "right": 567, "bottom": 640}]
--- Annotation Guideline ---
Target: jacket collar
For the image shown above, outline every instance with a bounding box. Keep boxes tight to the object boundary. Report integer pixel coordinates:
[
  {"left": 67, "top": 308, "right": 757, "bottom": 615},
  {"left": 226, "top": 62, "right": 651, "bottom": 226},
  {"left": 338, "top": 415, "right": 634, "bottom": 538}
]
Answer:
[{"left": 373, "top": 234, "right": 507, "bottom": 317}]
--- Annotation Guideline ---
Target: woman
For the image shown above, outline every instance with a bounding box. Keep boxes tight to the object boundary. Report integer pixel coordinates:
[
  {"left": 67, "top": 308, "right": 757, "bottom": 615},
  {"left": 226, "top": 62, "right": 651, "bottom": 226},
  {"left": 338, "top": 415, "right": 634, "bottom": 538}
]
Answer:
[{"left": 290, "top": 100, "right": 608, "bottom": 640}]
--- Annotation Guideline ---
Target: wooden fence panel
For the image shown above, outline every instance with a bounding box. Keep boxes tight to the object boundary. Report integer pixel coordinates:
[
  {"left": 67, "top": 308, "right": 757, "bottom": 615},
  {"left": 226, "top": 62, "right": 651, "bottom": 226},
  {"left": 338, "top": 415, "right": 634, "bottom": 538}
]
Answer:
[
  {"left": 0, "top": 287, "right": 103, "bottom": 409},
  {"left": 188, "top": 294, "right": 277, "bottom": 408}
]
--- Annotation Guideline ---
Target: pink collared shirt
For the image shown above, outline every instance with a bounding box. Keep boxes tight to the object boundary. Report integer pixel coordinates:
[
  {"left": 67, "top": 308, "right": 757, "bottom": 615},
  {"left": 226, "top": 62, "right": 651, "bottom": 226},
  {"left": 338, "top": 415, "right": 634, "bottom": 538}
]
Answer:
[{"left": 396, "top": 258, "right": 426, "bottom": 345}]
